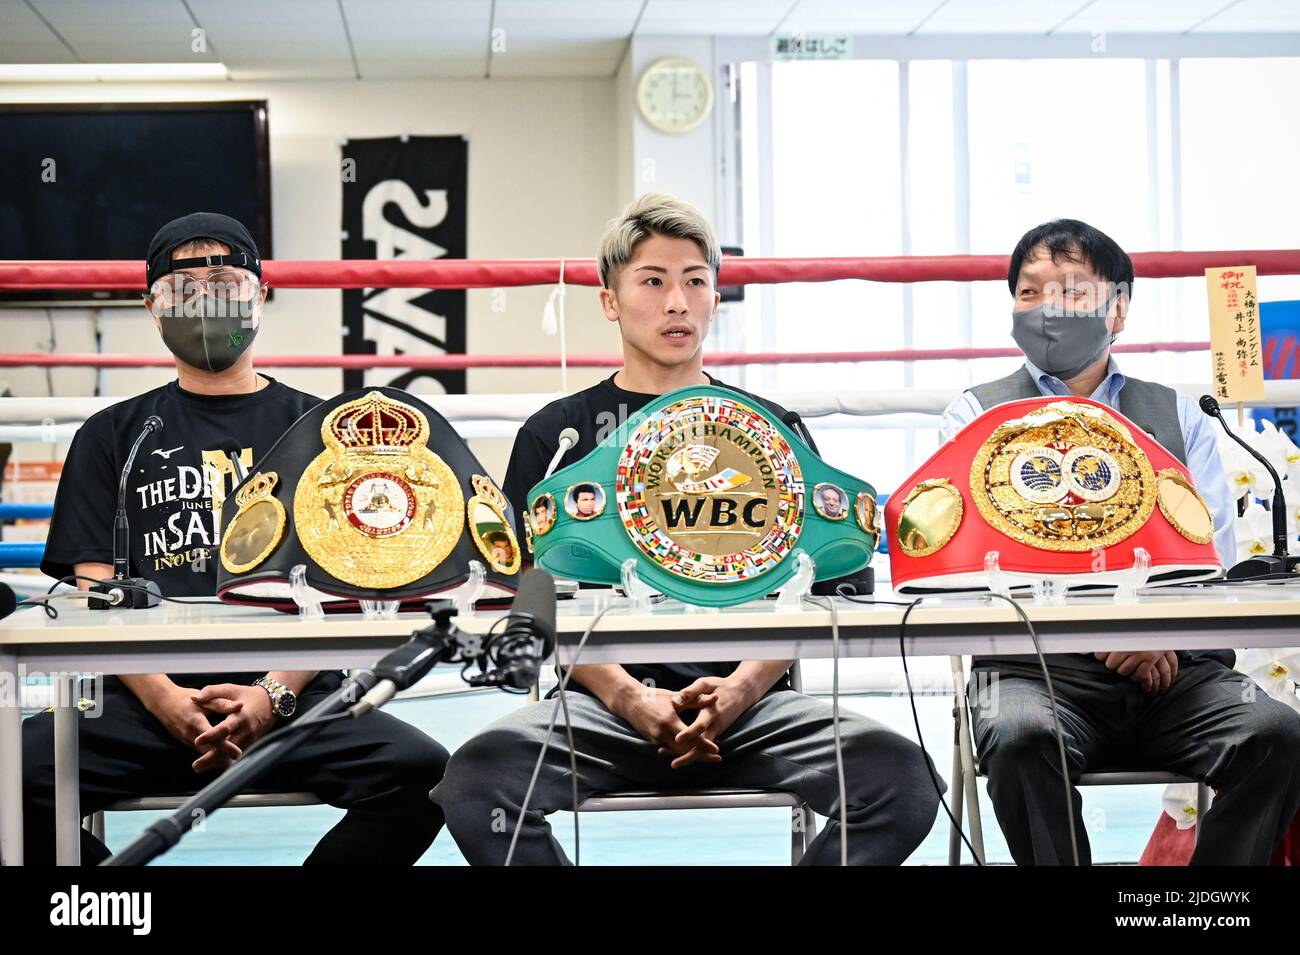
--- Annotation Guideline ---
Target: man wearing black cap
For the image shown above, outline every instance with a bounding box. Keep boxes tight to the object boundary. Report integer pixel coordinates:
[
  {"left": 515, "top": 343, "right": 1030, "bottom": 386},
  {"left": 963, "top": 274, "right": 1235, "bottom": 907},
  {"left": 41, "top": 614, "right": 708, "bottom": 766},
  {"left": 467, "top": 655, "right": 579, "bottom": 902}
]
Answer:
[{"left": 21, "top": 212, "right": 450, "bottom": 865}]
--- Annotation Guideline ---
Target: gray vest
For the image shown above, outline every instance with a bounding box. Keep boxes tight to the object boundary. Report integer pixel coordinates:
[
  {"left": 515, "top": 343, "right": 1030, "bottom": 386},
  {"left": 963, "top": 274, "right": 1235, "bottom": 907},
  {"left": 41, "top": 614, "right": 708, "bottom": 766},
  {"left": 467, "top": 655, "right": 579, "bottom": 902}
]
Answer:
[{"left": 967, "top": 366, "right": 1187, "bottom": 465}]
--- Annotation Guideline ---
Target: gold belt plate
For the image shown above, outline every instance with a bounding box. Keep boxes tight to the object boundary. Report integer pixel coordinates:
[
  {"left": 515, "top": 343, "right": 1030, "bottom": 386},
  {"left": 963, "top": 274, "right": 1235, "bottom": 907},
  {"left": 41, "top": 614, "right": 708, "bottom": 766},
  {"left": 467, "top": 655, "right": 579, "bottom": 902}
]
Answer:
[
  {"left": 970, "top": 401, "right": 1156, "bottom": 552},
  {"left": 293, "top": 391, "right": 465, "bottom": 589}
]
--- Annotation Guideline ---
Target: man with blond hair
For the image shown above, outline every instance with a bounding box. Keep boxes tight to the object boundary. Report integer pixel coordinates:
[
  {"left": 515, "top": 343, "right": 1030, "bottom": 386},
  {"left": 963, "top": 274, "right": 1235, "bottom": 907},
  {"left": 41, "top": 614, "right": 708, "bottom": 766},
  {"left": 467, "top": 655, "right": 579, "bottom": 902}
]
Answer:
[{"left": 433, "top": 194, "right": 942, "bottom": 865}]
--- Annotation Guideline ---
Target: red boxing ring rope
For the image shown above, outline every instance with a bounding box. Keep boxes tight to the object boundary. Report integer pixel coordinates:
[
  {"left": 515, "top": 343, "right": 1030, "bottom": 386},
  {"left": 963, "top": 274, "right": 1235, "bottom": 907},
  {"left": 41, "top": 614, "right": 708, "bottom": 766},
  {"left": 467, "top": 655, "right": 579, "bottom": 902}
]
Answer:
[
  {"left": 0, "top": 340, "right": 1212, "bottom": 370},
  {"left": 2, "top": 249, "right": 1300, "bottom": 291}
]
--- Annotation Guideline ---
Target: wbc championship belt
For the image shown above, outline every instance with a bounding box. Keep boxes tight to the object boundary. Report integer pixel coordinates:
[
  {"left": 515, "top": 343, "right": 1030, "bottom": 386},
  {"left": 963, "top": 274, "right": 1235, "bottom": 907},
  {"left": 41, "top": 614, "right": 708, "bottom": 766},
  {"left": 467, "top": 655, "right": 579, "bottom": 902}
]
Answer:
[
  {"left": 528, "top": 385, "right": 879, "bottom": 607},
  {"left": 885, "top": 397, "right": 1222, "bottom": 592},
  {"left": 217, "top": 388, "right": 521, "bottom": 610}
]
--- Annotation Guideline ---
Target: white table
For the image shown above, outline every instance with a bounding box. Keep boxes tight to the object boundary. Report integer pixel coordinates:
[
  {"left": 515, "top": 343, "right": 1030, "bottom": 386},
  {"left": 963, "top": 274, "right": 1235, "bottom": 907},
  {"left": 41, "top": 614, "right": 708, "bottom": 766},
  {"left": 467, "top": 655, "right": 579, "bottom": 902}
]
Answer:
[{"left": 3, "top": 584, "right": 1299, "bottom": 865}]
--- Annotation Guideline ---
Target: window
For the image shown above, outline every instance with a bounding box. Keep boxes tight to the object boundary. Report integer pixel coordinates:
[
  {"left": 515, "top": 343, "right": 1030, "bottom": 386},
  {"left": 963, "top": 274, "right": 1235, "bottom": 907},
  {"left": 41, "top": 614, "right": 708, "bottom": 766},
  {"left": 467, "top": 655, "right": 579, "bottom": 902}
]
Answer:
[{"left": 738, "top": 53, "right": 1300, "bottom": 496}]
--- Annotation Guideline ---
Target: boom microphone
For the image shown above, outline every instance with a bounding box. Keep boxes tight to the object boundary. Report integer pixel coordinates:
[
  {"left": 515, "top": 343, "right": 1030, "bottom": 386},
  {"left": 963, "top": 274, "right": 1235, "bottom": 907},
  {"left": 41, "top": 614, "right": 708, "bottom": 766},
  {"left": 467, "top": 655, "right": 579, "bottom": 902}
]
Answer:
[{"left": 468, "top": 568, "right": 558, "bottom": 690}]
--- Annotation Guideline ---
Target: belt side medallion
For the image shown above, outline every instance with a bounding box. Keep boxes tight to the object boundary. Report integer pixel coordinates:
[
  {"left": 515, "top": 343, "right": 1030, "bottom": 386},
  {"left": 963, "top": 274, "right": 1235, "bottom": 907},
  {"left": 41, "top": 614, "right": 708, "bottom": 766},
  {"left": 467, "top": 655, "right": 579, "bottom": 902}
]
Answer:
[{"left": 220, "top": 471, "right": 285, "bottom": 574}]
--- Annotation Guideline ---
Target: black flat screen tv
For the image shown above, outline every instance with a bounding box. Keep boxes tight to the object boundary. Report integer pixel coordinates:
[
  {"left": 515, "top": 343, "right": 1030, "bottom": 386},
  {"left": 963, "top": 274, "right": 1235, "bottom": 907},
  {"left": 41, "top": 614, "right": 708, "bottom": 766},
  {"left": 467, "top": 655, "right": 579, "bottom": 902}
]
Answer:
[{"left": 0, "top": 100, "right": 271, "bottom": 304}]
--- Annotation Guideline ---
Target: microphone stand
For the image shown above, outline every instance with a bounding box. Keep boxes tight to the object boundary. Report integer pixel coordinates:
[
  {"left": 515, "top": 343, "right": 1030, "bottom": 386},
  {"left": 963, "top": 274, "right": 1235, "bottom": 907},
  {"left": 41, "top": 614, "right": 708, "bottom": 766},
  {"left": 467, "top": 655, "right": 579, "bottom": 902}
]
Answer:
[
  {"left": 106, "top": 603, "right": 465, "bottom": 866},
  {"left": 93, "top": 417, "right": 163, "bottom": 609},
  {"left": 1200, "top": 395, "right": 1300, "bottom": 580}
]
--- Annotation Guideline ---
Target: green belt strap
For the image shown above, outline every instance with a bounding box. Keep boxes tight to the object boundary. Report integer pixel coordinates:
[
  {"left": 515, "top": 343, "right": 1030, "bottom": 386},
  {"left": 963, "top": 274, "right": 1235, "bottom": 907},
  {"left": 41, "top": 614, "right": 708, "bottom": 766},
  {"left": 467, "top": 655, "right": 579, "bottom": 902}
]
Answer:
[{"left": 528, "top": 384, "right": 879, "bottom": 607}]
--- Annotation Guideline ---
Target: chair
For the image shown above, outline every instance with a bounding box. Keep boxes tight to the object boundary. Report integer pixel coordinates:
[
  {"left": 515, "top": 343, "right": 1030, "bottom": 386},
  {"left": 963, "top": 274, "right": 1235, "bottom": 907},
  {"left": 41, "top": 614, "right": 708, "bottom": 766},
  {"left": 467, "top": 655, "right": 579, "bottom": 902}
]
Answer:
[
  {"left": 536, "top": 661, "right": 819, "bottom": 865},
  {"left": 947, "top": 655, "right": 1212, "bottom": 865},
  {"left": 85, "top": 792, "right": 323, "bottom": 844},
  {"left": 13, "top": 681, "right": 325, "bottom": 857}
]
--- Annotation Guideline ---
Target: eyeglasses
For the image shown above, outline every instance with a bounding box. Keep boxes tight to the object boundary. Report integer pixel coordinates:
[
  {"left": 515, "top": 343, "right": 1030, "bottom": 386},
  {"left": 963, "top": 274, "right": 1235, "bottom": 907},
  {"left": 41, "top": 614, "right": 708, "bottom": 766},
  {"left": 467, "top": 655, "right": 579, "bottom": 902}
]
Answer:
[{"left": 148, "top": 269, "right": 262, "bottom": 308}]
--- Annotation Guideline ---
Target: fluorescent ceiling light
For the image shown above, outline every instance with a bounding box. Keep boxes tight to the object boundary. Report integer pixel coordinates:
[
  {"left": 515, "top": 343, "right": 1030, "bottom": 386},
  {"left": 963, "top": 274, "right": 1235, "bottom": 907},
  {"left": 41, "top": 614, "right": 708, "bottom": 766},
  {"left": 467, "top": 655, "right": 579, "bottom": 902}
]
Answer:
[{"left": 0, "top": 63, "right": 228, "bottom": 82}]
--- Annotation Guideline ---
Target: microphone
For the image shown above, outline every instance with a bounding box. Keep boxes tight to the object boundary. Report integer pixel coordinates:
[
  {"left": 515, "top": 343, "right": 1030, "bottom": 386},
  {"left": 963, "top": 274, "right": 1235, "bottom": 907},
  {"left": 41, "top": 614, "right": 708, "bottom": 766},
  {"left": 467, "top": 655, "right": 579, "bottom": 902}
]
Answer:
[
  {"left": 544, "top": 427, "right": 580, "bottom": 480},
  {"left": 350, "top": 601, "right": 467, "bottom": 716},
  {"left": 0, "top": 582, "right": 16, "bottom": 620},
  {"left": 349, "top": 570, "right": 559, "bottom": 714},
  {"left": 782, "top": 410, "right": 820, "bottom": 453},
  {"left": 1199, "top": 395, "right": 1298, "bottom": 579},
  {"left": 92, "top": 416, "right": 163, "bottom": 610},
  {"left": 466, "top": 568, "right": 557, "bottom": 690},
  {"left": 215, "top": 437, "right": 249, "bottom": 483}
]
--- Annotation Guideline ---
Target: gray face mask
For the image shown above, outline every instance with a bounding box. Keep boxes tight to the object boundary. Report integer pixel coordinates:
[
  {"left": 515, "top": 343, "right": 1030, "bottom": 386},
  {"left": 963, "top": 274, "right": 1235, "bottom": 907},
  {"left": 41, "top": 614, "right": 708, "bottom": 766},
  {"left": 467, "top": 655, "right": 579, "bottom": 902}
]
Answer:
[
  {"left": 1011, "top": 296, "right": 1116, "bottom": 380},
  {"left": 158, "top": 295, "right": 259, "bottom": 373}
]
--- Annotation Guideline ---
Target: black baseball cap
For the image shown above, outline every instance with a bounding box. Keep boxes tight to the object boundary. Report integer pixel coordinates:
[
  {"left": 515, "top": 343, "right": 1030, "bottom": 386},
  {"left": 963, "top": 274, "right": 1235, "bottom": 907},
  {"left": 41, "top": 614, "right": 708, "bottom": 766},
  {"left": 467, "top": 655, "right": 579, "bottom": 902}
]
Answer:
[{"left": 145, "top": 212, "right": 262, "bottom": 289}]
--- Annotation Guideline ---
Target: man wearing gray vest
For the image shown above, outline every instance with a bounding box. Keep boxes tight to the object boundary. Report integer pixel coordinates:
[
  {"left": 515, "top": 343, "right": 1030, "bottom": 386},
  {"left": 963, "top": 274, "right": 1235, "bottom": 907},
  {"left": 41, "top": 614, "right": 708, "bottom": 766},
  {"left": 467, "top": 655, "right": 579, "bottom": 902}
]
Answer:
[{"left": 938, "top": 218, "right": 1300, "bottom": 865}]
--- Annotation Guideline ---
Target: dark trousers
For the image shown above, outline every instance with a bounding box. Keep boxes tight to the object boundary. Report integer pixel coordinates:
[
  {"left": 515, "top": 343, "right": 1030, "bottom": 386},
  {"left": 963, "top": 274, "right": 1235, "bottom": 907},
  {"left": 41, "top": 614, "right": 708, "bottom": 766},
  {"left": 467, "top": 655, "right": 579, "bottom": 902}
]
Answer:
[
  {"left": 21, "top": 674, "right": 449, "bottom": 866},
  {"left": 971, "top": 654, "right": 1300, "bottom": 865}
]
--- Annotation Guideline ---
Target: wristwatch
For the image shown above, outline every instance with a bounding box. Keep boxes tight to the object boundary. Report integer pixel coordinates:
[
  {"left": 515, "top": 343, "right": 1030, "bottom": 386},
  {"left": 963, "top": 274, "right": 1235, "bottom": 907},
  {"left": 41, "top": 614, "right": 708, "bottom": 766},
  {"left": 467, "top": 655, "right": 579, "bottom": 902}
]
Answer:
[{"left": 253, "top": 675, "right": 297, "bottom": 719}]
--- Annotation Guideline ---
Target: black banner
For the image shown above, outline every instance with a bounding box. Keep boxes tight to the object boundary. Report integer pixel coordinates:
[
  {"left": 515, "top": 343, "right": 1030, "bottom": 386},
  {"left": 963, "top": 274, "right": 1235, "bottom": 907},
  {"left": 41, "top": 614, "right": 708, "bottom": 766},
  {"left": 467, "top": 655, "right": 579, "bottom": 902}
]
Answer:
[
  {"left": 1, "top": 863, "right": 1288, "bottom": 937},
  {"left": 341, "top": 135, "right": 467, "bottom": 394}
]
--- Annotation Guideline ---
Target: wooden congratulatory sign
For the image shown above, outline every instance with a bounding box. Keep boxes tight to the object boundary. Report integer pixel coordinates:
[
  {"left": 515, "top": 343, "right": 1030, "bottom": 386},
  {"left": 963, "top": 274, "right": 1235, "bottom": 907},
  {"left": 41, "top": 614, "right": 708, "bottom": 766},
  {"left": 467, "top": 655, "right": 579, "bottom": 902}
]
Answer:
[{"left": 1206, "top": 265, "right": 1266, "bottom": 403}]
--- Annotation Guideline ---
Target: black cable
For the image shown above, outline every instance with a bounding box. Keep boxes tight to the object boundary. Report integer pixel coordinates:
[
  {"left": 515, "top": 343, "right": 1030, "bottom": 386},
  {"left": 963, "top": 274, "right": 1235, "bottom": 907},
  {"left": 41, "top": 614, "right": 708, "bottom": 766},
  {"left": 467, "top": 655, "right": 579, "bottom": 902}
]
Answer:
[
  {"left": 555, "top": 672, "right": 581, "bottom": 866},
  {"left": 15, "top": 591, "right": 109, "bottom": 619},
  {"left": 1156, "top": 573, "right": 1300, "bottom": 589},
  {"left": 457, "top": 614, "right": 536, "bottom": 696},
  {"left": 505, "top": 603, "right": 608, "bottom": 866},
  {"left": 834, "top": 583, "right": 912, "bottom": 606},
  {"left": 846, "top": 588, "right": 1081, "bottom": 864},
  {"left": 804, "top": 595, "right": 848, "bottom": 866},
  {"left": 47, "top": 574, "right": 228, "bottom": 608},
  {"left": 853, "top": 589, "right": 1082, "bottom": 866},
  {"left": 838, "top": 592, "right": 984, "bottom": 866},
  {"left": 47, "top": 574, "right": 97, "bottom": 595},
  {"left": 975, "top": 591, "right": 1080, "bottom": 866}
]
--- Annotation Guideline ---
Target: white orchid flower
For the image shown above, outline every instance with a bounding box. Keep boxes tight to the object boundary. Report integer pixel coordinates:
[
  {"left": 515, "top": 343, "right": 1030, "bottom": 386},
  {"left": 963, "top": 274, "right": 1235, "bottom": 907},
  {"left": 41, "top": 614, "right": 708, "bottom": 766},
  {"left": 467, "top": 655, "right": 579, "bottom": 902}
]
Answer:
[
  {"left": 1234, "top": 499, "right": 1276, "bottom": 562},
  {"left": 1236, "top": 648, "right": 1300, "bottom": 714},
  {"left": 1255, "top": 419, "right": 1297, "bottom": 475},
  {"left": 1217, "top": 428, "right": 1276, "bottom": 501},
  {"left": 1263, "top": 420, "right": 1300, "bottom": 471},
  {"left": 1282, "top": 431, "right": 1300, "bottom": 470},
  {"left": 1162, "top": 783, "right": 1210, "bottom": 830}
]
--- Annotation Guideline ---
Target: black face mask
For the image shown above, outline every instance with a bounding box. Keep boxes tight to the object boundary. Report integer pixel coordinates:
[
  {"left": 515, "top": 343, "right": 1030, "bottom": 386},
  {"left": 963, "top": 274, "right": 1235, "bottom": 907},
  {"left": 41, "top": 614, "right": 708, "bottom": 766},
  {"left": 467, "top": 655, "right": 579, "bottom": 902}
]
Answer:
[{"left": 158, "top": 295, "right": 259, "bottom": 373}]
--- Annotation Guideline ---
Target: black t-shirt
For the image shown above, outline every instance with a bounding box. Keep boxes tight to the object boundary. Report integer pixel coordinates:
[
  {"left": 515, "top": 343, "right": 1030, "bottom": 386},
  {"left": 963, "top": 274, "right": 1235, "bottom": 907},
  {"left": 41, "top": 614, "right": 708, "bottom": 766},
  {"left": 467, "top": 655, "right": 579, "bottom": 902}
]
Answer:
[
  {"left": 504, "top": 372, "right": 796, "bottom": 696},
  {"left": 42, "top": 377, "right": 320, "bottom": 687}
]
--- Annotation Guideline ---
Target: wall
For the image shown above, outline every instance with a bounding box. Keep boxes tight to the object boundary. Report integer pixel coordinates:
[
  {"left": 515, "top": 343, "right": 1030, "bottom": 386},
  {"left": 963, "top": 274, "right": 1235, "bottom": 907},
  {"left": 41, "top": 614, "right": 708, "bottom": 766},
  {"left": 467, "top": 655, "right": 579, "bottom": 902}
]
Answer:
[{"left": 1, "top": 75, "right": 623, "bottom": 480}]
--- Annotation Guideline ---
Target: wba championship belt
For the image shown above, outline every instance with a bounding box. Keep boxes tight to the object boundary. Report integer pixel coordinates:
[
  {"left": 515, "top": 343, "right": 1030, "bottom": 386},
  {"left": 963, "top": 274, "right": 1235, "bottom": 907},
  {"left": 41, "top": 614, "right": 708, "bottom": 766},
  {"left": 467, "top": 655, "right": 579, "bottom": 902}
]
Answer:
[
  {"left": 217, "top": 387, "right": 520, "bottom": 610},
  {"left": 528, "top": 385, "right": 879, "bottom": 607},
  {"left": 885, "top": 397, "right": 1222, "bottom": 593}
]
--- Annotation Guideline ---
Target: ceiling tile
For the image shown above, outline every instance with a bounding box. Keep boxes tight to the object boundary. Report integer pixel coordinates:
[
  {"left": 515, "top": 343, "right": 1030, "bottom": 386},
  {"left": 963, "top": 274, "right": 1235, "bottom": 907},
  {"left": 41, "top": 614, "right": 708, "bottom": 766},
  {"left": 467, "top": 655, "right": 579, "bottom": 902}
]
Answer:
[
  {"left": 1193, "top": 0, "right": 1300, "bottom": 32},
  {"left": 639, "top": 0, "right": 794, "bottom": 35},
  {"left": 1056, "top": 0, "right": 1228, "bottom": 33},
  {"left": 916, "top": 0, "right": 1096, "bottom": 34}
]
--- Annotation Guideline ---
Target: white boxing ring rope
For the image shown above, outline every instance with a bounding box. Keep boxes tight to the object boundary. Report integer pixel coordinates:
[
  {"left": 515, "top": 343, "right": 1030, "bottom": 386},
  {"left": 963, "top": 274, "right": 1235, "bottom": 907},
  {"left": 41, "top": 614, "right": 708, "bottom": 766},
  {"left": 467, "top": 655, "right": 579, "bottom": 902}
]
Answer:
[{"left": 1, "top": 381, "right": 1298, "bottom": 445}]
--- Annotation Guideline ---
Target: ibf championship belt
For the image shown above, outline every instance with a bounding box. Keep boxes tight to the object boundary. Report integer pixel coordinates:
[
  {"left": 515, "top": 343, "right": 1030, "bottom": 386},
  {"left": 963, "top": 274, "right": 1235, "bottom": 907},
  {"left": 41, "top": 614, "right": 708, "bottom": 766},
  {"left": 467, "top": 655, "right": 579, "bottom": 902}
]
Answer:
[
  {"left": 885, "top": 397, "right": 1222, "bottom": 592},
  {"left": 218, "top": 388, "right": 521, "bottom": 610},
  {"left": 528, "top": 385, "right": 879, "bottom": 607}
]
